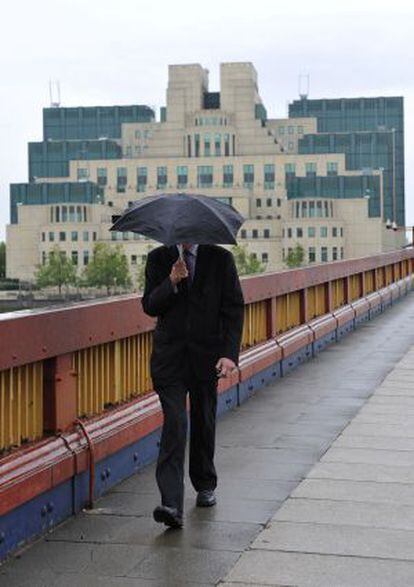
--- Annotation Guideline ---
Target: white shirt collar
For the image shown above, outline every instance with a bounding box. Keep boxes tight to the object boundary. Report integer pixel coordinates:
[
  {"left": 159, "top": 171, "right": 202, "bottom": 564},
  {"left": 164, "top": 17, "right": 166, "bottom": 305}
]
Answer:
[{"left": 177, "top": 244, "right": 199, "bottom": 256}]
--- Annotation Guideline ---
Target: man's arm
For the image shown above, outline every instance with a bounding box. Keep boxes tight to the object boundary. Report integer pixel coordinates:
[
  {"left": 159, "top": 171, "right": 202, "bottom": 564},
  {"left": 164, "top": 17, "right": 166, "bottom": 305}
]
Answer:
[
  {"left": 142, "top": 252, "right": 175, "bottom": 317},
  {"left": 141, "top": 251, "right": 188, "bottom": 317},
  {"left": 219, "top": 251, "right": 245, "bottom": 367}
]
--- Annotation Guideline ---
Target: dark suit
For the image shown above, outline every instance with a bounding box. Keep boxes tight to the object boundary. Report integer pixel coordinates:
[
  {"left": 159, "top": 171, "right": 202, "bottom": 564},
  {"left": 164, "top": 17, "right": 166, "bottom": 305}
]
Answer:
[{"left": 142, "top": 244, "right": 244, "bottom": 513}]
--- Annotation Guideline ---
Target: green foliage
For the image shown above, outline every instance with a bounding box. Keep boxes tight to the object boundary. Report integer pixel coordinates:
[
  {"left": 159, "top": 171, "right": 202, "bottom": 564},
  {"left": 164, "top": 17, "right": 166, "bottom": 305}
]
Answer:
[
  {"left": 83, "top": 243, "right": 132, "bottom": 294},
  {"left": 285, "top": 243, "right": 305, "bottom": 269},
  {"left": 231, "top": 244, "right": 265, "bottom": 276},
  {"left": 35, "top": 246, "right": 77, "bottom": 294},
  {"left": 0, "top": 242, "right": 5, "bottom": 279}
]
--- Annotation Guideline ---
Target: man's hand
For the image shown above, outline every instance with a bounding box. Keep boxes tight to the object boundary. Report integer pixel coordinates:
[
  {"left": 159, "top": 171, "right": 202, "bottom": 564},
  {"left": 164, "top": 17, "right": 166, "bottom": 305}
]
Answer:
[
  {"left": 215, "top": 357, "right": 237, "bottom": 378},
  {"left": 170, "top": 258, "right": 188, "bottom": 286}
]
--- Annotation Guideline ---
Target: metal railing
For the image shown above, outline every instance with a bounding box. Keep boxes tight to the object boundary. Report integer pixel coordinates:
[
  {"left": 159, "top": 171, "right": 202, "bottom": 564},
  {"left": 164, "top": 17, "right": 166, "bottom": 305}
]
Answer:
[{"left": 0, "top": 250, "right": 413, "bottom": 453}]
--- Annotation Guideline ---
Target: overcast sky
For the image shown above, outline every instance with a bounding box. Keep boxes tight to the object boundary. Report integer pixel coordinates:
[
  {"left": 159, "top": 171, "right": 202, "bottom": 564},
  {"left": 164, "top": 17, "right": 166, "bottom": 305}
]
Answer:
[{"left": 0, "top": 0, "right": 413, "bottom": 241}]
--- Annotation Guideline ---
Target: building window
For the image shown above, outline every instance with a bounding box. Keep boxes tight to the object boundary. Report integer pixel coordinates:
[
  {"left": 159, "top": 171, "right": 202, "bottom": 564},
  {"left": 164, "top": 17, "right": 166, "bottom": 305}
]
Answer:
[
  {"left": 83, "top": 231, "right": 89, "bottom": 242},
  {"left": 69, "top": 206, "right": 76, "bottom": 222},
  {"left": 321, "top": 246, "right": 328, "bottom": 262},
  {"left": 341, "top": 247, "right": 344, "bottom": 259},
  {"left": 327, "top": 162, "right": 338, "bottom": 176},
  {"left": 77, "top": 167, "right": 89, "bottom": 180},
  {"left": 320, "top": 226, "right": 328, "bottom": 238},
  {"left": 309, "top": 247, "right": 316, "bottom": 263},
  {"left": 42, "top": 251, "right": 47, "bottom": 265},
  {"left": 195, "top": 134, "right": 200, "bottom": 157},
  {"left": 285, "top": 163, "right": 296, "bottom": 178},
  {"left": 71, "top": 251, "right": 78, "bottom": 265},
  {"left": 287, "top": 228, "right": 292, "bottom": 238},
  {"left": 340, "top": 227, "right": 344, "bottom": 237},
  {"left": 243, "top": 164, "right": 254, "bottom": 188},
  {"left": 262, "top": 252, "right": 268, "bottom": 263},
  {"left": 252, "top": 229, "right": 258, "bottom": 238},
  {"left": 266, "top": 198, "right": 272, "bottom": 207},
  {"left": 277, "top": 198, "right": 281, "bottom": 207},
  {"left": 296, "top": 227, "right": 303, "bottom": 238},
  {"left": 62, "top": 206, "right": 68, "bottom": 222},
  {"left": 251, "top": 253, "right": 257, "bottom": 260},
  {"left": 288, "top": 126, "right": 294, "bottom": 135},
  {"left": 177, "top": 166, "right": 188, "bottom": 188},
  {"left": 55, "top": 206, "right": 60, "bottom": 222},
  {"left": 71, "top": 231, "right": 78, "bottom": 242},
  {"left": 131, "top": 255, "right": 137, "bottom": 265},
  {"left": 123, "top": 231, "right": 129, "bottom": 241},
  {"left": 308, "top": 226, "right": 316, "bottom": 238},
  {"left": 83, "top": 206, "right": 87, "bottom": 221},
  {"left": 204, "top": 133, "right": 211, "bottom": 157},
  {"left": 223, "top": 164, "right": 233, "bottom": 187},
  {"left": 264, "top": 229, "right": 270, "bottom": 239},
  {"left": 157, "top": 166, "right": 167, "bottom": 189},
  {"left": 41, "top": 232, "right": 45, "bottom": 242},
  {"left": 256, "top": 198, "right": 262, "bottom": 208},
  {"left": 332, "top": 227, "right": 338, "bottom": 237},
  {"left": 309, "top": 201, "right": 315, "bottom": 218},
  {"left": 49, "top": 232, "right": 54, "bottom": 242},
  {"left": 224, "top": 133, "right": 230, "bottom": 156},
  {"left": 76, "top": 206, "right": 82, "bottom": 222},
  {"left": 240, "top": 229, "right": 246, "bottom": 238},
  {"left": 306, "top": 162, "right": 317, "bottom": 177},
  {"left": 197, "top": 165, "right": 213, "bottom": 188},
  {"left": 332, "top": 246, "right": 338, "bottom": 261},
  {"left": 93, "top": 232, "right": 97, "bottom": 241},
  {"left": 83, "top": 250, "right": 89, "bottom": 265},
  {"left": 59, "top": 231, "right": 66, "bottom": 242},
  {"left": 264, "top": 164, "right": 275, "bottom": 189},
  {"left": 117, "top": 167, "right": 127, "bottom": 193},
  {"left": 137, "top": 167, "right": 147, "bottom": 192},
  {"left": 316, "top": 201, "right": 323, "bottom": 217},
  {"left": 97, "top": 167, "right": 107, "bottom": 186},
  {"left": 214, "top": 134, "right": 221, "bottom": 156},
  {"left": 302, "top": 201, "right": 308, "bottom": 218}
]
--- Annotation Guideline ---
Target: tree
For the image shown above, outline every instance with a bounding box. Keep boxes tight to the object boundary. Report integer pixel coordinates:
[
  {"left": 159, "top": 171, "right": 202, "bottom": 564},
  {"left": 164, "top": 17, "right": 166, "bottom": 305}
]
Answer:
[
  {"left": 0, "top": 242, "right": 5, "bottom": 279},
  {"left": 231, "top": 244, "right": 265, "bottom": 276},
  {"left": 35, "top": 246, "right": 77, "bottom": 294},
  {"left": 285, "top": 243, "right": 305, "bottom": 269},
  {"left": 135, "top": 245, "right": 154, "bottom": 292},
  {"left": 83, "top": 242, "right": 131, "bottom": 294}
]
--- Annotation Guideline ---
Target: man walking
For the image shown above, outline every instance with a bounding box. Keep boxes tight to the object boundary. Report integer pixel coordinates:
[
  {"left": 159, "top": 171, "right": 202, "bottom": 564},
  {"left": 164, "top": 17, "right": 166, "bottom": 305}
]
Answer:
[{"left": 142, "top": 243, "right": 244, "bottom": 528}]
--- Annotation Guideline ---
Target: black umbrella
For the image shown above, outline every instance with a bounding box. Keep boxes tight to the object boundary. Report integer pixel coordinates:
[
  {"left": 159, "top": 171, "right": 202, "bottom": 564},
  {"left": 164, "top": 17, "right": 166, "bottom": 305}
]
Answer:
[{"left": 110, "top": 193, "right": 245, "bottom": 245}]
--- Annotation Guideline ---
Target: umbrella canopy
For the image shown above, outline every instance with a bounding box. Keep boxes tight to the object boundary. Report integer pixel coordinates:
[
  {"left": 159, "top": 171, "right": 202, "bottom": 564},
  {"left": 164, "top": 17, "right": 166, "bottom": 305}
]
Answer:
[{"left": 110, "top": 193, "right": 245, "bottom": 246}]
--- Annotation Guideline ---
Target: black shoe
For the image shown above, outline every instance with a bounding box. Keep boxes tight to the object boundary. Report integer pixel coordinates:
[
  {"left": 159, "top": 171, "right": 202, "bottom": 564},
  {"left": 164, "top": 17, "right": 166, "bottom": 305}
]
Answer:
[
  {"left": 153, "top": 505, "right": 183, "bottom": 528},
  {"left": 196, "top": 490, "right": 217, "bottom": 507}
]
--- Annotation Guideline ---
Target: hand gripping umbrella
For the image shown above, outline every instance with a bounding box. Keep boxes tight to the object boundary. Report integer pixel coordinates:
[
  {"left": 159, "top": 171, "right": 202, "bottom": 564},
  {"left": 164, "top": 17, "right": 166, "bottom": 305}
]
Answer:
[{"left": 110, "top": 193, "right": 245, "bottom": 249}]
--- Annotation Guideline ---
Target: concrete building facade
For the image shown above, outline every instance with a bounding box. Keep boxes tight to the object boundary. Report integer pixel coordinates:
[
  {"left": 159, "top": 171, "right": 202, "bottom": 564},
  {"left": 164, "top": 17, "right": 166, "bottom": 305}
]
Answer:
[{"left": 6, "top": 62, "right": 405, "bottom": 281}]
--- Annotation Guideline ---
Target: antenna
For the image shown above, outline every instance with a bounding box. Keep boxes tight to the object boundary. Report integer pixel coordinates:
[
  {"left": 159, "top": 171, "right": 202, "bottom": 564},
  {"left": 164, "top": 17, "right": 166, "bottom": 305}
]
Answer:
[
  {"left": 298, "top": 74, "right": 310, "bottom": 100},
  {"left": 49, "top": 79, "right": 61, "bottom": 108}
]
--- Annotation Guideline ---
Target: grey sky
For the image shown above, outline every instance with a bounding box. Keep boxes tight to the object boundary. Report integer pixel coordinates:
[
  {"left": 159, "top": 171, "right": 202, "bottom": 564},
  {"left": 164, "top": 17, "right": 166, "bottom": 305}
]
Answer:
[{"left": 1, "top": 0, "right": 413, "bottom": 240}]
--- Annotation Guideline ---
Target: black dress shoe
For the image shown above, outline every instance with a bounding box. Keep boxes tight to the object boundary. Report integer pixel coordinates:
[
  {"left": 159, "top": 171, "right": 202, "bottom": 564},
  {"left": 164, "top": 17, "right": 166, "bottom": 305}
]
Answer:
[
  {"left": 196, "top": 490, "right": 217, "bottom": 507},
  {"left": 153, "top": 505, "right": 183, "bottom": 528}
]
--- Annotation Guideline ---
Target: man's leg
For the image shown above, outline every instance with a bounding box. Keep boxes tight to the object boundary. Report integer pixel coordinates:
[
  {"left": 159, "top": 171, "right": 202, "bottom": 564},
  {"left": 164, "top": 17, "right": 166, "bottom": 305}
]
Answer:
[
  {"left": 156, "top": 382, "right": 188, "bottom": 515},
  {"left": 188, "top": 378, "right": 218, "bottom": 492}
]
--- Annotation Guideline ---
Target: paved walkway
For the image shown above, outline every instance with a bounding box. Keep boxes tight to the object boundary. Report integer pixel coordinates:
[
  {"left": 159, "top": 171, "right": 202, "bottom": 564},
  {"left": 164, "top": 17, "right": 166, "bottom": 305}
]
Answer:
[{"left": 1, "top": 294, "right": 414, "bottom": 586}]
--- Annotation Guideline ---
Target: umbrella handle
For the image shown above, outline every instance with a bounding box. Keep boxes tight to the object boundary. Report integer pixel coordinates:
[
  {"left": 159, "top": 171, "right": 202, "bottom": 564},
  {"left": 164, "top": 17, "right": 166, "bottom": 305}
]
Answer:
[{"left": 177, "top": 243, "right": 184, "bottom": 260}]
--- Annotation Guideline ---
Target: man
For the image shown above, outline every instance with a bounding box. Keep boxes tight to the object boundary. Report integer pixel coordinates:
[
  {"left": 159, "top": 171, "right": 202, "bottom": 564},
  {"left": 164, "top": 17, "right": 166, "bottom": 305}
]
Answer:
[{"left": 142, "top": 243, "right": 244, "bottom": 528}]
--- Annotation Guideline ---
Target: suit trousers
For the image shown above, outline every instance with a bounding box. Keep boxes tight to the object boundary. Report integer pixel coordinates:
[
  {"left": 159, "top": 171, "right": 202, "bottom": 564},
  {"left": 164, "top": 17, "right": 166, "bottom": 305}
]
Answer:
[{"left": 155, "top": 368, "right": 218, "bottom": 515}]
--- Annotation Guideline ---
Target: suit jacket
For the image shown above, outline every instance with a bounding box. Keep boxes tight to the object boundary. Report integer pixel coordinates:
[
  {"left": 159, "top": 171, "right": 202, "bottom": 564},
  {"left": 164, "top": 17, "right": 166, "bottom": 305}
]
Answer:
[{"left": 142, "top": 244, "right": 244, "bottom": 386}]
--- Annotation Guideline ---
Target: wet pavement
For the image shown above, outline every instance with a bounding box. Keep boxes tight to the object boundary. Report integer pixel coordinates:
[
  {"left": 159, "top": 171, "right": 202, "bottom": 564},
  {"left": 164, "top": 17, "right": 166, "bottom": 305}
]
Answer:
[{"left": 1, "top": 293, "right": 414, "bottom": 586}]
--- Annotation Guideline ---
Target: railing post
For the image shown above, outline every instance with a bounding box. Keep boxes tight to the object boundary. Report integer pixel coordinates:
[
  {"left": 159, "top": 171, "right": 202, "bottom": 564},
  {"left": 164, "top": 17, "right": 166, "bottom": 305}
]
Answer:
[
  {"left": 326, "top": 281, "right": 333, "bottom": 312},
  {"left": 300, "top": 288, "right": 309, "bottom": 324},
  {"left": 267, "top": 297, "right": 277, "bottom": 338},
  {"left": 43, "top": 353, "right": 77, "bottom": 433}
]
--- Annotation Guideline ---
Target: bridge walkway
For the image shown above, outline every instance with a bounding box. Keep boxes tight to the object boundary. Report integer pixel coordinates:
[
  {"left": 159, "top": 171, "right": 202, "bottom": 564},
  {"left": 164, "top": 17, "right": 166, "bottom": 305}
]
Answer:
[{"left": 1, "top": 294, "right": 414, "bottom": 586}]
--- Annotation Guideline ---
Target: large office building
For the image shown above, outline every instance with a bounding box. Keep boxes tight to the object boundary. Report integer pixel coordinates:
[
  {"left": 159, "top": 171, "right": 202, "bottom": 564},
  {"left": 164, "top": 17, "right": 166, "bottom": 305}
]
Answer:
[{"left": 6, "top": 62, "right": 405, "bottom": 280}]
